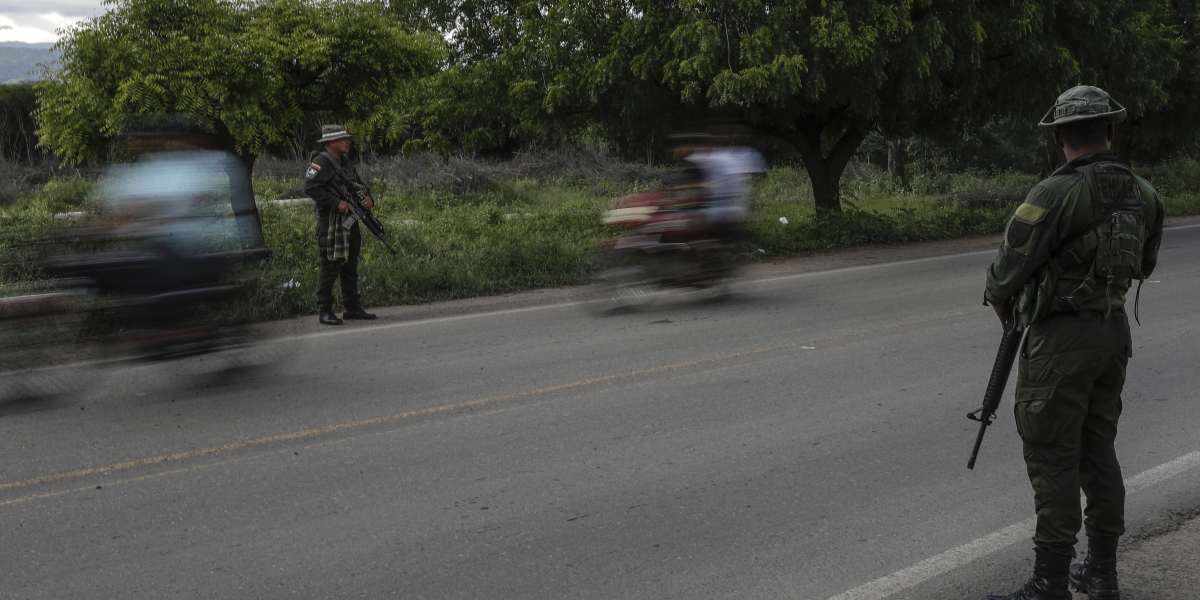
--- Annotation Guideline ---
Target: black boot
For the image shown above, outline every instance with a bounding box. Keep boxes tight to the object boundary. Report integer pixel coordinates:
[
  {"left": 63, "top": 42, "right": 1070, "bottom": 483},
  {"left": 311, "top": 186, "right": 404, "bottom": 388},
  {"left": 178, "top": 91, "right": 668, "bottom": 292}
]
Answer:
[
  {"left": 319, "top": 310, "right": 343, "bottom": 325},
  {"left": 986, "top": 548, "right": 1072, "bottom": 600},
  {"left": 342, "top": 306, "right": 376, "bottom": 320},
  {"left": 1070, "top": 537, "right": 1120, "bottom": 599}
]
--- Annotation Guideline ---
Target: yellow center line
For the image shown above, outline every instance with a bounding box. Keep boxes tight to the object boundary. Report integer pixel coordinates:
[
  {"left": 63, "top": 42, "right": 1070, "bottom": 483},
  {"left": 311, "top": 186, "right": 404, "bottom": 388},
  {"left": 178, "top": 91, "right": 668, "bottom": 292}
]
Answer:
[
  {"left": 1, "top": 452, "right": 270, "bottom": 507},
  {"left": 1, "top": 307, "right": 980, "bottom": 495},
  {"left": 0, "top": 314, "right": 975, "bottom": 506}
]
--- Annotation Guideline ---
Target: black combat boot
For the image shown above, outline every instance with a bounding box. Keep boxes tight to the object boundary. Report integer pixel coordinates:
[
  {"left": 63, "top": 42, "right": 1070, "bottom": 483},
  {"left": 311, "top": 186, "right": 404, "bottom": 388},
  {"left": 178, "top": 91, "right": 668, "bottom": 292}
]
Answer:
[
  {"left": 342, "top": 306, "right": 376, "bottom": 320},
  {"left": 986, "top": 548, "right": 1072, "bottom": 600},
  {"left": 1069, "top": 537, "right": 1120, "bottom": 599},
  {"left": 319, "top": 310, "right": 343, "bottom": 325}
]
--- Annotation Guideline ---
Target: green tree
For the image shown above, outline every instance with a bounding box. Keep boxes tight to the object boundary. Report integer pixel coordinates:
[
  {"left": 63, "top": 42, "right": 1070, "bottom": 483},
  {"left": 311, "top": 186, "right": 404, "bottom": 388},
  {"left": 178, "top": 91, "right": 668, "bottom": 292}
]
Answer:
[
  {"left": 381, "top": 0, "right": 684, "bottom": 158},
  {"left": 402, "top": 0, "right": 1177, "bottom": 212},
  {"left": 36, "top": 0, "right": 446, "bottom": 246},
  {"left": 1113, "top": 0, "right": 1200, "bottom": 164}
]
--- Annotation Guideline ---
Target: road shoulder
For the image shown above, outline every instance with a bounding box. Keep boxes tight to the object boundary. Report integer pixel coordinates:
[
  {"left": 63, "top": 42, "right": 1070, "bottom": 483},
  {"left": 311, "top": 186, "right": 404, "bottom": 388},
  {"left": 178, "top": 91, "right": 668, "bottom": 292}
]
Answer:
[
  {"left": 1119, "top": 507, "right": 1200, "bottom": 600},
  {"left": 260, "top": 215, "right": 1200, "bottom": 338}
]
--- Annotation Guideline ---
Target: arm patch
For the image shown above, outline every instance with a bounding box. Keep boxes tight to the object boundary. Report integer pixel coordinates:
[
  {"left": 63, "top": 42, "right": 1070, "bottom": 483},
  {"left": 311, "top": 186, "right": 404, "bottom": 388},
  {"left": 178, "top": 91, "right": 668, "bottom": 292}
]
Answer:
[
  {"left": 1005, "top": 202, "right": 1048, "bottom": 254},
  {"left": 1006, "top": 220, "right": 1034, "bottom": 248},
  {"left": 1014, "top": 203, "right": 1046, "bottom": 223},
  {"left": 304, "top": 163, "right": 322, "bottom": 180}
]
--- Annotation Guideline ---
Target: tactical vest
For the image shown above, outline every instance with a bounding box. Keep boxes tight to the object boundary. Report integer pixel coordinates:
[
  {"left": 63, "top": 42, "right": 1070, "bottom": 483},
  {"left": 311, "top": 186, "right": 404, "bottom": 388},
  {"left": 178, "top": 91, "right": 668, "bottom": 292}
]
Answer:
[{"left": 1017, "top": 162, "right": 1148, "bottom": 325}]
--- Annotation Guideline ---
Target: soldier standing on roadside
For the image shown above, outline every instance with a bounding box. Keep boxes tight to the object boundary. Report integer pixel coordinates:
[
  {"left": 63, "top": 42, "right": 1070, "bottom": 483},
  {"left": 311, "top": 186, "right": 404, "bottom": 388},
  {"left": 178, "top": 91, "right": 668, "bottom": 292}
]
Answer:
[
  {"left": 981, "top": 86, "right": 1164, "bottom": 600},
  {"left": 304, "top": 124, "right": 378, "bottom": 325}
]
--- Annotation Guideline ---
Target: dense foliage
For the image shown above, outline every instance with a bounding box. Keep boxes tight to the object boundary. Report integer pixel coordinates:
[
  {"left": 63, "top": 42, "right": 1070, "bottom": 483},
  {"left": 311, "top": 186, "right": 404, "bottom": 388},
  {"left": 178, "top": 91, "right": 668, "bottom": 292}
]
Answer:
[
  {"left": 24, "top": 0, "right": 1200, "bottom": 215},
  {"left": 377, "top": 0, "right": 1191, "bottom": 211},
  {"left": 36, "top": 0, "right": 447, "bottom": 166}
]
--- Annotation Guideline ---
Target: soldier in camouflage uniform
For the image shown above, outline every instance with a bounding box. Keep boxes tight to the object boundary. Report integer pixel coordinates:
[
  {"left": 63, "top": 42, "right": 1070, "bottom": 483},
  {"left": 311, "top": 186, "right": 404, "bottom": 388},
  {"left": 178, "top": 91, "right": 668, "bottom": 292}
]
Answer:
[
  {"left": 304, "top": 125, "right": 378, "bottom": 325},
  {"left": 982, "top": 86, "right": 1164, "bottom": 600}
]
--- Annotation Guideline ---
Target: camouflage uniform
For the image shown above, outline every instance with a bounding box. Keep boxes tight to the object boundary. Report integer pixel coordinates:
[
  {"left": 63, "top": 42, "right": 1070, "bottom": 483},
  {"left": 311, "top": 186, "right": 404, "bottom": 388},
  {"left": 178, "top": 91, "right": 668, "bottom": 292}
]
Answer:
[
  {"left": 304, "top": 131, "right": 371, "bottom": 314},
  {"left": 984, "top": 88, "right": 1165, "bottom": 561}
]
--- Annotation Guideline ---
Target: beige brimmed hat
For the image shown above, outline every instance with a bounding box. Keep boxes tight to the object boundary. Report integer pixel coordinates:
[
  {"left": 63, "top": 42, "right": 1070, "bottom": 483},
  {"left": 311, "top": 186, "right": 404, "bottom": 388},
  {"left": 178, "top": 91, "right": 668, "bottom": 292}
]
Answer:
[
  {"left": 1038, "top": 85, "right": 1126, "bottom": 129},
  {"left": 318, "top": 124, "right": 353, "bottom": 144}
]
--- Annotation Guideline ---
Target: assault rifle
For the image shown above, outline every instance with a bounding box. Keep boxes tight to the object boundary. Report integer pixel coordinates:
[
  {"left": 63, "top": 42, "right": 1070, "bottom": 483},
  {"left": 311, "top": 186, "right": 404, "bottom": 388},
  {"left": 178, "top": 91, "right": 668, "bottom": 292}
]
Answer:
[
  {"left": 327, "top": 170, "right": 398, "bottom": 256},
  {"left": 966, "top": 309, "right": 1027, "bottom": 469}
]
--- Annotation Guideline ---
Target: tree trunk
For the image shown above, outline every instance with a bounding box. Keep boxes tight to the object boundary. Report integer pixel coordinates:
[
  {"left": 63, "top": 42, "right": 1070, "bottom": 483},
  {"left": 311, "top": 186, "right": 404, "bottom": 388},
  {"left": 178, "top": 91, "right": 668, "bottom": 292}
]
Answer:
[
  {"left": 229, "top": 152, "right": 266, "bottom": 249},
  {"left": 765, "top": 118, "right": 871, "bottom": 213},
  {"left": 886, "top": 137, "right": 908, "bottom": 183}
]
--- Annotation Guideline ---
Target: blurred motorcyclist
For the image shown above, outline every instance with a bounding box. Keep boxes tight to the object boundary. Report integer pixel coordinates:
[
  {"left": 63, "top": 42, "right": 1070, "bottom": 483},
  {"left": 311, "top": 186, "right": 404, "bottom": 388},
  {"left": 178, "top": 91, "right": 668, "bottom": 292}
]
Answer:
[
  {"left": 48, "top": 114, "right": 254, "bottom": 344},
  {"left": 671, "top": 123, "right": 765, "bottom": 243},
  {"left": 86, "top": 114, "right": 245, "bottom": 294}
]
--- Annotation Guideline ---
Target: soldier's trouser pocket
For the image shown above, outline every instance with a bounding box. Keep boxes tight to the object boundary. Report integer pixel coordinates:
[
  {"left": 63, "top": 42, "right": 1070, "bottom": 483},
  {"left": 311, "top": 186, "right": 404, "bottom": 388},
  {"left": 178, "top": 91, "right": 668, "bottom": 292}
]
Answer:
[{"left": 1014, "top": 385, "right": 1058, "bottom": 445}]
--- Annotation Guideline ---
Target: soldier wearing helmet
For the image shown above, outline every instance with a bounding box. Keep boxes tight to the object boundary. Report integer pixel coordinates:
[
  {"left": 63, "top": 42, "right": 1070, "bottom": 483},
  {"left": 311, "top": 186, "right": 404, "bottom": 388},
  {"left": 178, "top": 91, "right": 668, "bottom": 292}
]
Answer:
[{"left": 981, "top": 86, "right": 1165, "bottom": 600}]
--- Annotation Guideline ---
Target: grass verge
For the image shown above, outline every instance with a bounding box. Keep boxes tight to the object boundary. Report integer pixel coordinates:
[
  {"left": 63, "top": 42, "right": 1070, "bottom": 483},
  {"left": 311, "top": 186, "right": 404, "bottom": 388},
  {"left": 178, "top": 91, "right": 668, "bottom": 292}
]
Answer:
[{"left": 3, "top": 153, "right": 1199, "bottom": 322}]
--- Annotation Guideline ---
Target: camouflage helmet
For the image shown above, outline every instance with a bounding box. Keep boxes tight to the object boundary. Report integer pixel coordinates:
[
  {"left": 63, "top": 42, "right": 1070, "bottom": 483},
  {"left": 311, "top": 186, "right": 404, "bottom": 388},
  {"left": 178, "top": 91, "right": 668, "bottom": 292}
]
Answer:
[{"left": 1038, "top": 85, "right": 1126, "bottom": 129}]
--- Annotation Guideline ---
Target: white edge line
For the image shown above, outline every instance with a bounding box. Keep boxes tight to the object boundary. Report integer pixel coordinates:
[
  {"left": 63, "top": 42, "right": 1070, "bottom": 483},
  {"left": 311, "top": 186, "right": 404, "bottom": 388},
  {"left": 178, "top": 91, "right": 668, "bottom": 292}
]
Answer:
[
  {"left": 1126, "top": 451, "right": 1200, "bottom": 492},
  {"left": 41, "top": 222, "right": 1200, "bottom": 351},
  {"left": 281, "top": 248, "right": 1005, "bottom": 343},
  {"left": 755, "top": 249, "right": 998, "bottom": 286},
  {"left": 824, "top": 450, "right": 1200, "bottom": 600},
  {"left": 281, "top": 221, "right": 1200, "bottom": 343},
  {"left": 274, "top": 302, "right": 579, "bottom": 343},
  {"left": 761, "top": 222, "right": 1200, "bottom": 288},
  {"left": 825, "top": 518, "right": 1035, "bottom": 600}
]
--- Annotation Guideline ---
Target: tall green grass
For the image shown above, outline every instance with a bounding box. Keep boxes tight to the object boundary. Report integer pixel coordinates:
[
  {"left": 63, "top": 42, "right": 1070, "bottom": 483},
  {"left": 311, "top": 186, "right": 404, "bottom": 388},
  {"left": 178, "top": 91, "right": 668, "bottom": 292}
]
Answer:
[
  {"left": 4, "top": 154, "right": 1199, "bottom": 322},
  {"left": 1142, "top": 157, "right": 1200, "bottom": 216},
  {"left": 237, "top": 177, "right": 615, "bottom": 320}
]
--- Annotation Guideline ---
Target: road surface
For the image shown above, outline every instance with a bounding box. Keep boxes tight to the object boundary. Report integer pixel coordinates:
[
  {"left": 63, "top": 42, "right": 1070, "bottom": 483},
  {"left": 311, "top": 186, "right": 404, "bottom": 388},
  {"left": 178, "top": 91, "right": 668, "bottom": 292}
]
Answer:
[{"left": 3, "top": 223, "right": 1199, "bottom": 599}]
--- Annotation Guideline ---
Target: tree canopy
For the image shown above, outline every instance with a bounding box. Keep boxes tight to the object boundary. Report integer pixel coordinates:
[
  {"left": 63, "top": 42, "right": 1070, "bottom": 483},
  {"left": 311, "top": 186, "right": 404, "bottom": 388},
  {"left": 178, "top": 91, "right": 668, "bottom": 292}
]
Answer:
[
  {"left": 35, "top": 0, "right": 446, "bottom": 246},
  {"left": 396, "top": 0, "right": 1182, "bottom": 211},
  {"left": 31, "top": 0, "right": 1200, "bottom": 213},
  {"left": 36, "top": 0, "right": 447, "bottom": 165}
]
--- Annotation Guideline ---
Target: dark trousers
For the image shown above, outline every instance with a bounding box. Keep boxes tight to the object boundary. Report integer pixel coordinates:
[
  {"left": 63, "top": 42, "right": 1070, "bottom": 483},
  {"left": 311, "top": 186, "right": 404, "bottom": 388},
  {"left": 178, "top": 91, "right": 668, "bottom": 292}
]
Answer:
[
  {"left": 1014, "top": 310, "right": 1131, "bottom": 557},
  {"left": 316, "top": 225, "right": 361, "bottom": 312}
]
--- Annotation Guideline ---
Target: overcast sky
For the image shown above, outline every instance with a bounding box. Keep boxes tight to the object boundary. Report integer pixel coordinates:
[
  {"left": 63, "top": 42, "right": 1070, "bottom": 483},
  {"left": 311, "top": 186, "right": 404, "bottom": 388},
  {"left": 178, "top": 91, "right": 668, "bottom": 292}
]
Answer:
[{"left": 0, "top": 1, "right": 106, "bottom": 44}]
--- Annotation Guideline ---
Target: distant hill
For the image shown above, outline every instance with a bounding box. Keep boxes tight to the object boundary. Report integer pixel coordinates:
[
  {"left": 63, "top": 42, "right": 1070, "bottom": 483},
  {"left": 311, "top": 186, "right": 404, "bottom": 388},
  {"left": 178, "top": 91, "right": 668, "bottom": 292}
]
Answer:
[{"left": 0, "top": 43, "right": 60, "bottom": 84}]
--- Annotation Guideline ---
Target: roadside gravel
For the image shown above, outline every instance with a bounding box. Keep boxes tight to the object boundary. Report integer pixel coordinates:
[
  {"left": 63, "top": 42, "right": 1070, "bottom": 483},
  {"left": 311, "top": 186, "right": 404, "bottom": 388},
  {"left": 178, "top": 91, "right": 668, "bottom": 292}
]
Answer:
[{"left": 1118, "top": 508, "right": 1200, "bottom": 600}]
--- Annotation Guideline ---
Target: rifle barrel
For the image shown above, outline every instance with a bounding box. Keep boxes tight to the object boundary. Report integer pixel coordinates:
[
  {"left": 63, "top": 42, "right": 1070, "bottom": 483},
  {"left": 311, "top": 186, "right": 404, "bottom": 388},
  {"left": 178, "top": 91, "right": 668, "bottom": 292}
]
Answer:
[
  {"left": 967, "top": 417, "right": 990, "bottom": 469},
  {"left": 965, "top": 322, "right": 1025, "bottom": 470}
]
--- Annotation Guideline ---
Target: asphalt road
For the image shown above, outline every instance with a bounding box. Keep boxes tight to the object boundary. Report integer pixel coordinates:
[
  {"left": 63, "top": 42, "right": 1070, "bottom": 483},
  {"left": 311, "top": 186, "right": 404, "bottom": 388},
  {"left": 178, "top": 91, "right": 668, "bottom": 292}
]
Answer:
[{"left": 3, "top": 224, "right": 1199, "bottom": 599}]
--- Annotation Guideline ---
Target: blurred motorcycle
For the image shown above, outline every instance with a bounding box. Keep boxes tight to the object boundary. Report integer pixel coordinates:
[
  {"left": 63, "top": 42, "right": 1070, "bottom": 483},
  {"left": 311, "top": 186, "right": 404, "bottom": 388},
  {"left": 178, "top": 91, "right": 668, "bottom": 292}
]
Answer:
[
  {"left": 585, "top": 187, "right": 745, "bottom": 313},
  {"left": 0, "top": 244, "right": 277, "bottom": 402}
]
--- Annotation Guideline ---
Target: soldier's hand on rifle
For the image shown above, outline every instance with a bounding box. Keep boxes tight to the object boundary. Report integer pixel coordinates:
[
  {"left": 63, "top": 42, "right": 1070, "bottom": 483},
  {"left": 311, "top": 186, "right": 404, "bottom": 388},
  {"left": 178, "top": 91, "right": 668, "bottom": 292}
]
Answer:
[
  {"left": 361, "top": 195, "right": 374, "bottom": 210},
  {"left": 988, "top": 304, "right": 1008, "bottom": 328},
  {"left": 337, "top": 200, "right": 351, "bottom": 215}
]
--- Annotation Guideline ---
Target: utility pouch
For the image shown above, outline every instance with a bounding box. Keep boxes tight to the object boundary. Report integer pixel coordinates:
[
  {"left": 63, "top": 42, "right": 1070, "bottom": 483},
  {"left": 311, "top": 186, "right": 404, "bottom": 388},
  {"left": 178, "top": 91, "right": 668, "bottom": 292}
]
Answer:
[{"left": 1016, "top": 267, "right": 1056, "bottom": 327}]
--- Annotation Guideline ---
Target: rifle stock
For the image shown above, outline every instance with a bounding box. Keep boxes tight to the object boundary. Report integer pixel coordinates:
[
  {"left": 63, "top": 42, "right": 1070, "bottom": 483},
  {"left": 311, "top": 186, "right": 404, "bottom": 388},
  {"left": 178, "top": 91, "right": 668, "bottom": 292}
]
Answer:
[{"left": 967, "top": 319, "right": 1026, "bottom": 469}]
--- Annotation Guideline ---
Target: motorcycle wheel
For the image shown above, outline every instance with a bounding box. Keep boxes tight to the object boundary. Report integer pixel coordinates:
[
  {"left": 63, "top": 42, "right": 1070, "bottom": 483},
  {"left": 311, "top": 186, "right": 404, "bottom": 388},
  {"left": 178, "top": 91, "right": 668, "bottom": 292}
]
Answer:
[{"left": 581, "top": 251, "right": 656, "bottom": 314}]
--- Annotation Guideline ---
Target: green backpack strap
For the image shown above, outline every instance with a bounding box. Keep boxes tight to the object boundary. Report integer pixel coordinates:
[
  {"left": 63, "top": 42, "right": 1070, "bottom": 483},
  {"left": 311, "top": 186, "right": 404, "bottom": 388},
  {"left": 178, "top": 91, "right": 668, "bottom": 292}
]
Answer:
[
  {"left": 1048, "top": 163, "right": 1135, "bottom": 272},
  {"left": 1049, "top": 163, "right": 1141, "bottom": 315}
]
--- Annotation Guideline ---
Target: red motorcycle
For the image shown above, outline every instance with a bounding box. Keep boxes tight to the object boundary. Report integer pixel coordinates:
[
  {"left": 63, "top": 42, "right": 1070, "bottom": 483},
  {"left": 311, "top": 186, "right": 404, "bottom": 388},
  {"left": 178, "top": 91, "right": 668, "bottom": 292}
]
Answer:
[{"left": 586, "top": 186, "right": 744, "bottom": 313}]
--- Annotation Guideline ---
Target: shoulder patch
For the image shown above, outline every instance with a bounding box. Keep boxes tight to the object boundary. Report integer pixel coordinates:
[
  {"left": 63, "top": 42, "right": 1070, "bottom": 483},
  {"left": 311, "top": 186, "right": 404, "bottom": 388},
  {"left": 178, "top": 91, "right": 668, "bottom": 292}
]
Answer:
[
  {"left": 305, "top": 163, "right": 321, "bottom": 180},
  {"left": 1006, "top": 202, "right": 1048, "bottom": 254},
  {"left": 1006, "top": 220, "right": 1034, "bottom": 250},
  {"left": 1014, "top": 203, "right": 1046, "bottom": 223}
]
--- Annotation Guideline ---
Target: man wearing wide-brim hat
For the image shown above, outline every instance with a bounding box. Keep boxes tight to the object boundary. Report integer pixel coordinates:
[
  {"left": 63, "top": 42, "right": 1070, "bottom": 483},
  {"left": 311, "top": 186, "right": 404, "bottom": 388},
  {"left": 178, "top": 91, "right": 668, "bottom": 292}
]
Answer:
[
  {"left": 304, "top": 124, "right": 377, "bottom": 325},
  {"left": 980, "top": 85, "right": 1165, "bottom": 600}
]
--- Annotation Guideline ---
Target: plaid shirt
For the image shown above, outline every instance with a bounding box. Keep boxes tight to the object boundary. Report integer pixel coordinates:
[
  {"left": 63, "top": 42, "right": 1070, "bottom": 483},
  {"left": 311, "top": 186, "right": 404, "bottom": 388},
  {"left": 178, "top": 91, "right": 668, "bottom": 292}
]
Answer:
[{"left": 304, "top": 151, "right": 370, "bottom": 261}]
